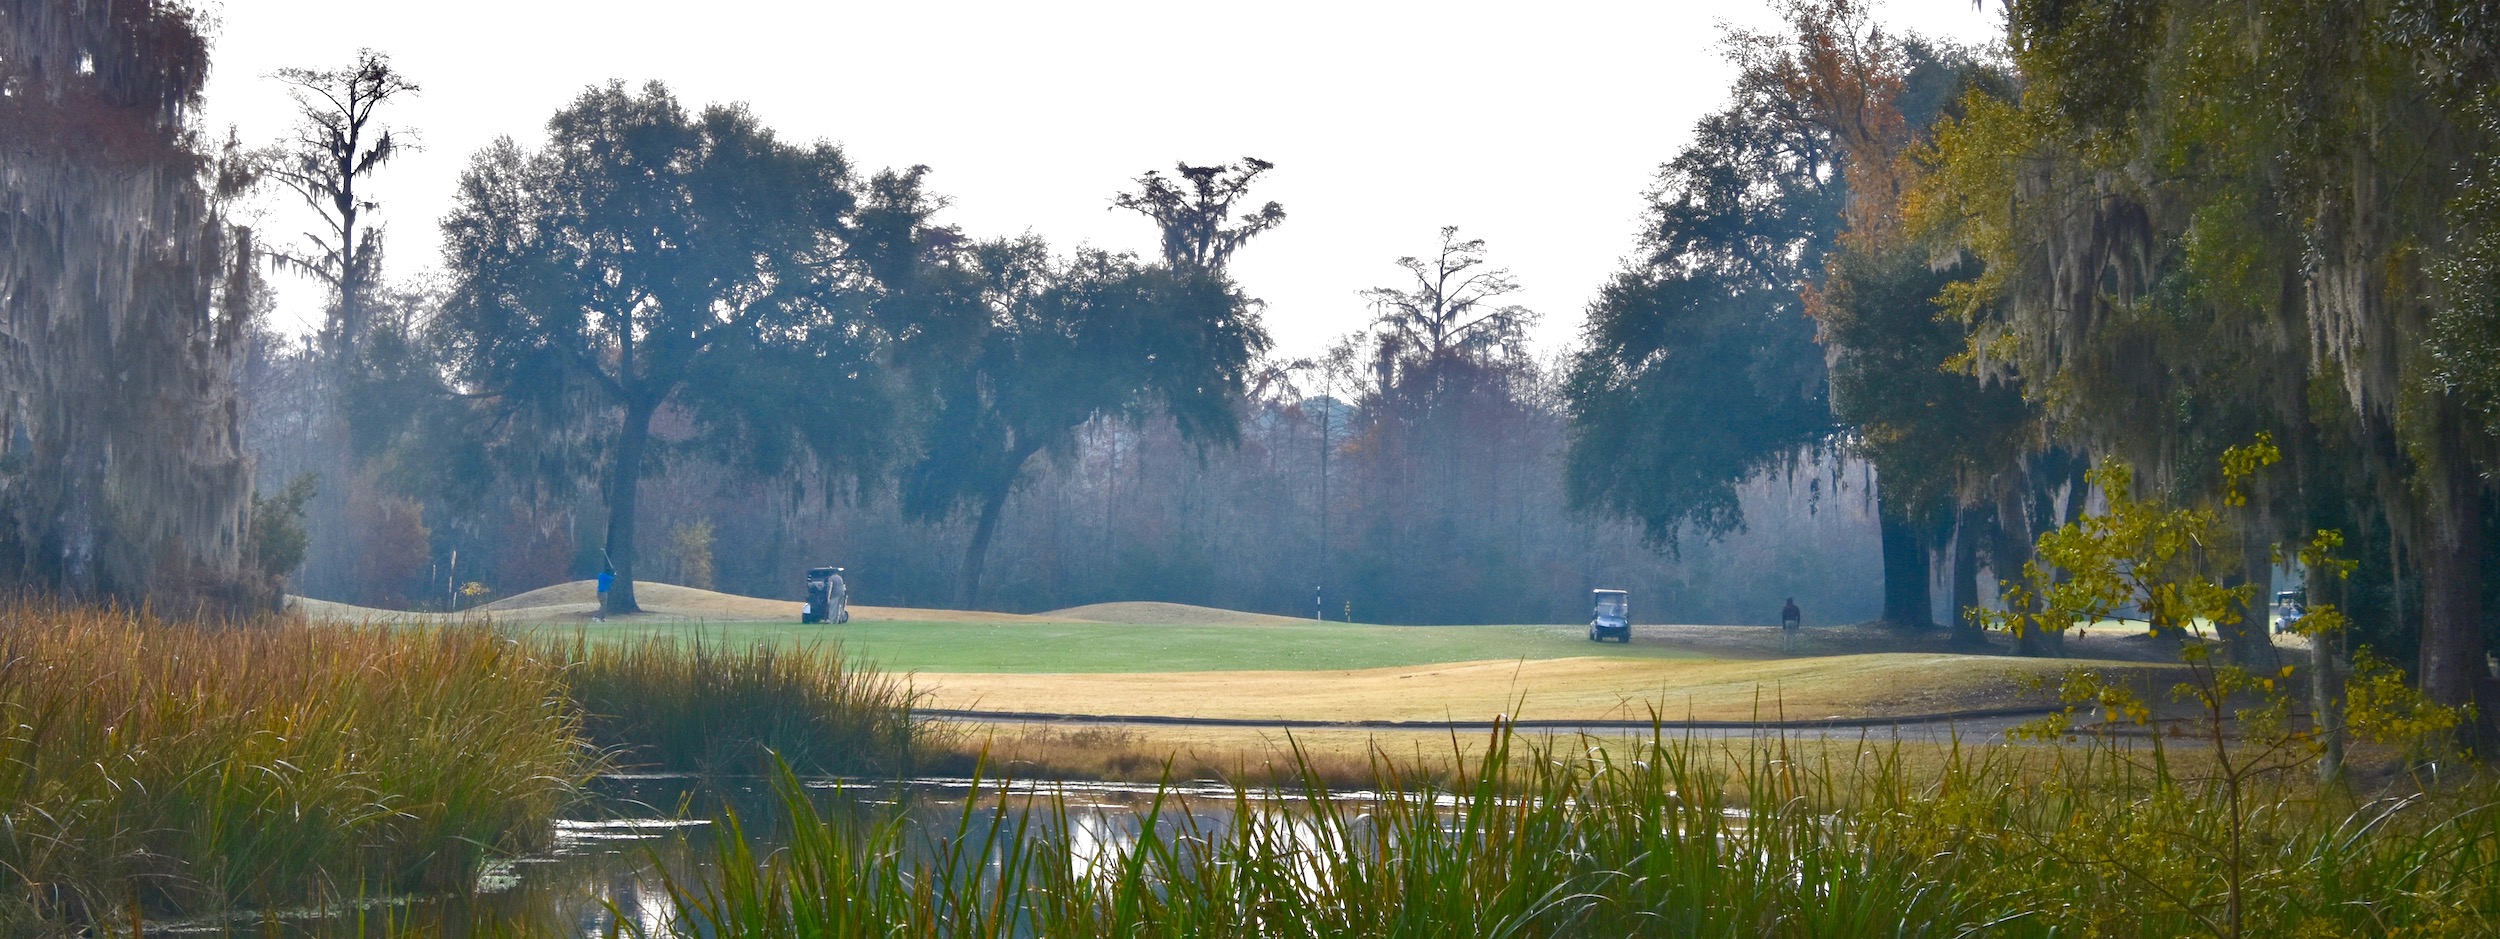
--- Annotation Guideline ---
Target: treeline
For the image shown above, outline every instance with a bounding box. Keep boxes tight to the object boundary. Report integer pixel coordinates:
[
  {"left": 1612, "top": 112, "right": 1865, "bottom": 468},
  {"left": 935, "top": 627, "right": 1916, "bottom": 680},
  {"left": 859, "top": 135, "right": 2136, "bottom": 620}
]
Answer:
[
  {"left": 216, "top": 61, "right": 1881, "bottom": 626},
  {"left": 245, "top": 280, "right": 1883, "bottom": 626},
  {"left": 1564, "top": 0, "right": 2500, "bottom": 726}
]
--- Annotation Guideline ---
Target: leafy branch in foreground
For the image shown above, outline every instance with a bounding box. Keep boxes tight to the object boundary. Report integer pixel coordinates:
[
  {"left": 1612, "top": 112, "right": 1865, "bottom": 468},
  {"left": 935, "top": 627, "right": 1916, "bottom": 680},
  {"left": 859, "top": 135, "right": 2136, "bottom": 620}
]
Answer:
[{"left": 1981, "top": 434, "right": 2468, "bottom": 939}]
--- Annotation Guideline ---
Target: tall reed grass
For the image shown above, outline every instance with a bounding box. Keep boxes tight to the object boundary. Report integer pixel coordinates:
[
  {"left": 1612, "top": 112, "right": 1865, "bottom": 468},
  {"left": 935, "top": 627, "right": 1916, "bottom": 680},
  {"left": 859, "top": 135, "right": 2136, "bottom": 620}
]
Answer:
[
  {"left": 0, "top": 600, "right": 588, "bottom": 933},
  {"left": 659, "top": 728, "right": 2500, "bottom": 938},
  {"left": 552, "top": 635, "right": 924, "bottom": 778}
]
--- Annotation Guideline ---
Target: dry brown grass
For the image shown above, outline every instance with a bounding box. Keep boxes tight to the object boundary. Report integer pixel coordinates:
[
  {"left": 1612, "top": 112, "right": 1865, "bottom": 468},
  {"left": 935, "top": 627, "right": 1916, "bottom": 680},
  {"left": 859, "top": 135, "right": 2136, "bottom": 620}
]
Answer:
[
  {"left": 282, "top": 594, "right": 472, "bottom": 624},
  {"left": 0, "top": 602, "right": 586, "bottom": 929},
  {"left": 913, "top": 653, "right": 2178, "bottom": 723},
  {"left": 932, "top": 724, "right": 1419, "bottom": 789},
  {"left": 929, "top": 720, "right": 2276, "bottom": 797}
]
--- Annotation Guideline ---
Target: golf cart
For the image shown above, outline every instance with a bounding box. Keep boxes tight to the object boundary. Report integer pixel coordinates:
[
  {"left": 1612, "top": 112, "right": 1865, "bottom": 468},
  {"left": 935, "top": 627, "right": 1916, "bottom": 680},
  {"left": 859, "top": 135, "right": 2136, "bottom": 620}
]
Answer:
[
  {"left": 2272, "top": 589, "right": 2305, "bottom": 634},
  {"left": 1588, "top": 589, "right": 1631, "bottom": 643},
  {"left": 802, "top": 566, "right": 850, "bottom": 624}
]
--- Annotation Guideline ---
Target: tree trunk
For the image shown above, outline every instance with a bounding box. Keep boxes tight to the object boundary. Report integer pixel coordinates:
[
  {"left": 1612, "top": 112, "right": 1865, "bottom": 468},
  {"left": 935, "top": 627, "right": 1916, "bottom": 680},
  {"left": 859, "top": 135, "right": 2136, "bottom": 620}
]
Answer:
[
  {"left": 337, "top": 205, "right": 363, "bottom": 351},
  {"left": 50, "top": 418, "right": 105, "bottom": 599},
  {"left": 2005, "top": 472, "right": 2061, "bottom": 656},
  {"left": 959, "top": 443, "right": 1043, "bottom": 609},
  {"left": 603, "top": 403, "right": 656, "bottom": 616},
  {"left": 2224, "top": 529, "right": 2274, "bottom": 668},
  {"left": 2310, "top": 550, "right": 2347, "bottom": 784},
  {"left": 2418, "top": 468, "right": 2488, "bottom": 737},
  {"left": 1951, "top": 503, "right": 1986, "bottom": 646},
  {"left": 1877, "top": 481, "right": 1934, "bottom": 628},
  {"left": 959, "top": 480, "right": 1015, "bottom": 609}
]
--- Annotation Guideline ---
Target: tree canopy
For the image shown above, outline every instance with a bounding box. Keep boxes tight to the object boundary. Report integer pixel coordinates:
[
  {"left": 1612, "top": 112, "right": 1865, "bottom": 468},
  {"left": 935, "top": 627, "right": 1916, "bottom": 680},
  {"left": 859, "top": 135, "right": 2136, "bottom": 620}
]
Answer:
[
  {"left": 257, "top": 48, "right": 418, "bottom": 351},
  {"left": 437, "top": 81, "right": 915, "bottom": 614},
  {"left": 901, "top": 160, "right": 1276, "bottom": 606},
  {"left": 1907, "top": 0, "right": 2500, "bottom": 715},
  {"left": 1561, "top": 15, "right": 1846, "bottom": 554}
]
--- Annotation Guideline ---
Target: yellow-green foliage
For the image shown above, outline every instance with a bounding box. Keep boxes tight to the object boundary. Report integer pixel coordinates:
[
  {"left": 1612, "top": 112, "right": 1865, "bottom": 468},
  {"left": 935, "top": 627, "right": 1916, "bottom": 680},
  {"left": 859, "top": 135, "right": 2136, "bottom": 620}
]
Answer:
[
  {"left": 2346, "top": 648, "right": 2468, "bottom": 758},
  {"left": 1987, "top": 437, "right": 2278, "bottom": 642},
  {"left": 0, "top": 602, "right": 587, "bottom": 929}
]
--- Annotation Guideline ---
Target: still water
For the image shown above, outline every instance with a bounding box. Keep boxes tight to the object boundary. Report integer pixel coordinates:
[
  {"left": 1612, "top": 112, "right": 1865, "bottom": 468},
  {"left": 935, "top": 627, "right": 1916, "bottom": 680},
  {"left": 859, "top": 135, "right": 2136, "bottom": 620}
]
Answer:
[{"left": 155, "top": 773, "right": 1341, "bottom": 938}]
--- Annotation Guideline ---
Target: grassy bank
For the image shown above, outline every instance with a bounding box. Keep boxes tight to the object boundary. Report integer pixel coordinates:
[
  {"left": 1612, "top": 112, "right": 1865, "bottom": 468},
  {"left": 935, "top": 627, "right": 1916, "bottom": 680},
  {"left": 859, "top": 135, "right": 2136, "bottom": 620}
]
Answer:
[
  {"left": 664, "top": 730, "right": 2500, "bottom": 938},
  {"left": 0, "top": 603, "right": 586, "bottom": 932},
  {"left": 0, "top": 605, "right": 936, "bottom": 935},
  {"left": 552, "top": 635, "right": 926, "bottom": 776}
]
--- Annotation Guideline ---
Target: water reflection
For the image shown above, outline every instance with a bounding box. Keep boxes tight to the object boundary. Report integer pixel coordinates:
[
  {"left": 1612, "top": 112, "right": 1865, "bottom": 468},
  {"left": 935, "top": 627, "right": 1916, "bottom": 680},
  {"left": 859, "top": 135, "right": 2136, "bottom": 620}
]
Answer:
[{"left": 173, "top": 774, "right": 1307, "bottom": 938}]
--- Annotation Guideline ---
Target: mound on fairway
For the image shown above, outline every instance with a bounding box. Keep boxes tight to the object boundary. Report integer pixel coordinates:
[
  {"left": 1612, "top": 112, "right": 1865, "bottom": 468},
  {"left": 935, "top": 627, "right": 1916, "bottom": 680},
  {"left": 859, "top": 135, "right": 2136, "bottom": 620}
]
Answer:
[
  {"left": 1045, "top": 601, "right": 1314, "bottom": 627},
  {"left": 284, "top": 595, "right": 466, "bottom": 624},
  {"left": 475, "top": 580, "right": 1077, "bottom": 624}
]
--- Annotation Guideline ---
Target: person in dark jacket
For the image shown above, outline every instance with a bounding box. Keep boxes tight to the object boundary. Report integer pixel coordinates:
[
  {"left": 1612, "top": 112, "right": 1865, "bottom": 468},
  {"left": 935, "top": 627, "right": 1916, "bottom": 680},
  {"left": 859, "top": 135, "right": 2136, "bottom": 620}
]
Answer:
[{"left": 1780, "top": 597, "right": 1802, "bottom": 653}]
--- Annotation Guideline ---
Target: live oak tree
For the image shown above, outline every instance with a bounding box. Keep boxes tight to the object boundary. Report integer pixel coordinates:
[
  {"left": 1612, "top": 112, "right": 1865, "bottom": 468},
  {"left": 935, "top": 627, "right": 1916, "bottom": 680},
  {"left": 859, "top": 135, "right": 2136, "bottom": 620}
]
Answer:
[
  {"left": 1562, "top": 14, "right": 1846, "bottom": 578},
  {"left": 438, "top": 81, "right": 910, "bottom": 616},
  {"left": 904, "top": 159, "right": 1277, "bottom": 607},
  {"left": 1817, "top": 245, "right": 2034, "bottom": 642},
  {"left": 902, "top": 241, "right": 1267, "bottom": 607},
  {"left": 1792, "top": 23, "right": 2043, "bottom": 642},
  {"left": 1915, "top": 0, "right": 2500, "bottom": 723}
]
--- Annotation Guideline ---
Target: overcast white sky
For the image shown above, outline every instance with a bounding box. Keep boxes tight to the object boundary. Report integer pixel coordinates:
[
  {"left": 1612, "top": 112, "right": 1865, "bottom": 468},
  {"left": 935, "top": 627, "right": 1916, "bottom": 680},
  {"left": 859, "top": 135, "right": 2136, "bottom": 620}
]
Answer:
[{"left": 196, "top": 0, "right": 2004, "bottom": 359}]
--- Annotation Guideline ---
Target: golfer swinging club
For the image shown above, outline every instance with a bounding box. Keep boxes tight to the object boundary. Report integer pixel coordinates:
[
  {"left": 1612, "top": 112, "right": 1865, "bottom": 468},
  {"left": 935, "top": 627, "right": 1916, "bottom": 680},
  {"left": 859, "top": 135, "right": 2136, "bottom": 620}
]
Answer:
[{"left": 595, "top": 559, "right": 615, "bottom": 623}]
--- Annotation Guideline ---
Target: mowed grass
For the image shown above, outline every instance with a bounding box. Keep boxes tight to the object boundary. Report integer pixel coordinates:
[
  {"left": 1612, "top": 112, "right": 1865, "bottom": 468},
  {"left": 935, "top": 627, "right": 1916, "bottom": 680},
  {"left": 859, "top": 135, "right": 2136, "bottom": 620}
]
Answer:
[
  {"left": 502, "top": 619, "right": 2162, "bottom": 723},
  {"left": 509, "top": 619, "right": 1719, "bottom": 673}
]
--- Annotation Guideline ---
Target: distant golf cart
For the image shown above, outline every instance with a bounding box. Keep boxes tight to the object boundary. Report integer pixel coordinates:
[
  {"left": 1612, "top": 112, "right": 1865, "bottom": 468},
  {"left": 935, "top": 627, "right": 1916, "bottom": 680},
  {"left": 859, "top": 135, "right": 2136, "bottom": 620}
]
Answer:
[
  {"left": 1588, "top": 589, "right": 1631, "bottom": 643},
  {"left": 802, "top": 566, "right": 849, "bottom": 624},
  {"left": 2272, "top": 589, "right": 2305, "bottom": 634}
]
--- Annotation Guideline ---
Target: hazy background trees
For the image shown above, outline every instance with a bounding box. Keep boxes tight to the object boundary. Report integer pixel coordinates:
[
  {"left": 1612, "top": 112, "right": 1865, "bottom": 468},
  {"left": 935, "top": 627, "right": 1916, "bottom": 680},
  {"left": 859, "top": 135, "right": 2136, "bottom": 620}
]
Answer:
[
  {"left": 218, "top": 28, "right": 1913, "bottom": 628},
  {"left": 902, "top": 159, "right": 1277, "bottom": 607}
]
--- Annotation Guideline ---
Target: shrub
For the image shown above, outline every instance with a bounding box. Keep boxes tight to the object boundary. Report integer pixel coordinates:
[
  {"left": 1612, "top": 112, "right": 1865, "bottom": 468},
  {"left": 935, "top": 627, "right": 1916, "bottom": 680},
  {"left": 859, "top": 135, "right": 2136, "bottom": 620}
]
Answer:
[{"left": 553, "top": 634, "right": 924, "bottom": 778}]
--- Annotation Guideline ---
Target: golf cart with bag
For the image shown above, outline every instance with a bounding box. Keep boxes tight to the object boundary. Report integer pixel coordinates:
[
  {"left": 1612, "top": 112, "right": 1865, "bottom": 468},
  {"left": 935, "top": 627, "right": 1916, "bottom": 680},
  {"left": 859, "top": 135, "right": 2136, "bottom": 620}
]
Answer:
[
  {"left": 1588, "top": 589, "right": 1630, "bottom": 643},
  {"left": 803, "top": 566, "right": 849, "bottom": 624}
]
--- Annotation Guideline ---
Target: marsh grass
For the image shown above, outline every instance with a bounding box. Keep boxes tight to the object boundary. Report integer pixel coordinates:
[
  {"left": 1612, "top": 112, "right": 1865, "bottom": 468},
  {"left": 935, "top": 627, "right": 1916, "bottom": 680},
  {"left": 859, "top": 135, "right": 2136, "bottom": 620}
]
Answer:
[
  {"left": 551, "top": 633, "right": 925, "bottom": 777},
  {"left": 0, "top": 600, "right": 587, "bottom": 933},
  {"left": 661, "top": 726, "right": 2500, "bottom": 938}
]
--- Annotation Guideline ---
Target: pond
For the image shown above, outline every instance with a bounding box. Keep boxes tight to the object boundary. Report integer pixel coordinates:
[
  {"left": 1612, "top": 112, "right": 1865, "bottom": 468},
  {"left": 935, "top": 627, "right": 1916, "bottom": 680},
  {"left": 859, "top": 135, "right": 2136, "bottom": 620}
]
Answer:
[{"left": 154, "top": 773, "right": 1367, "bottom": 938}]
